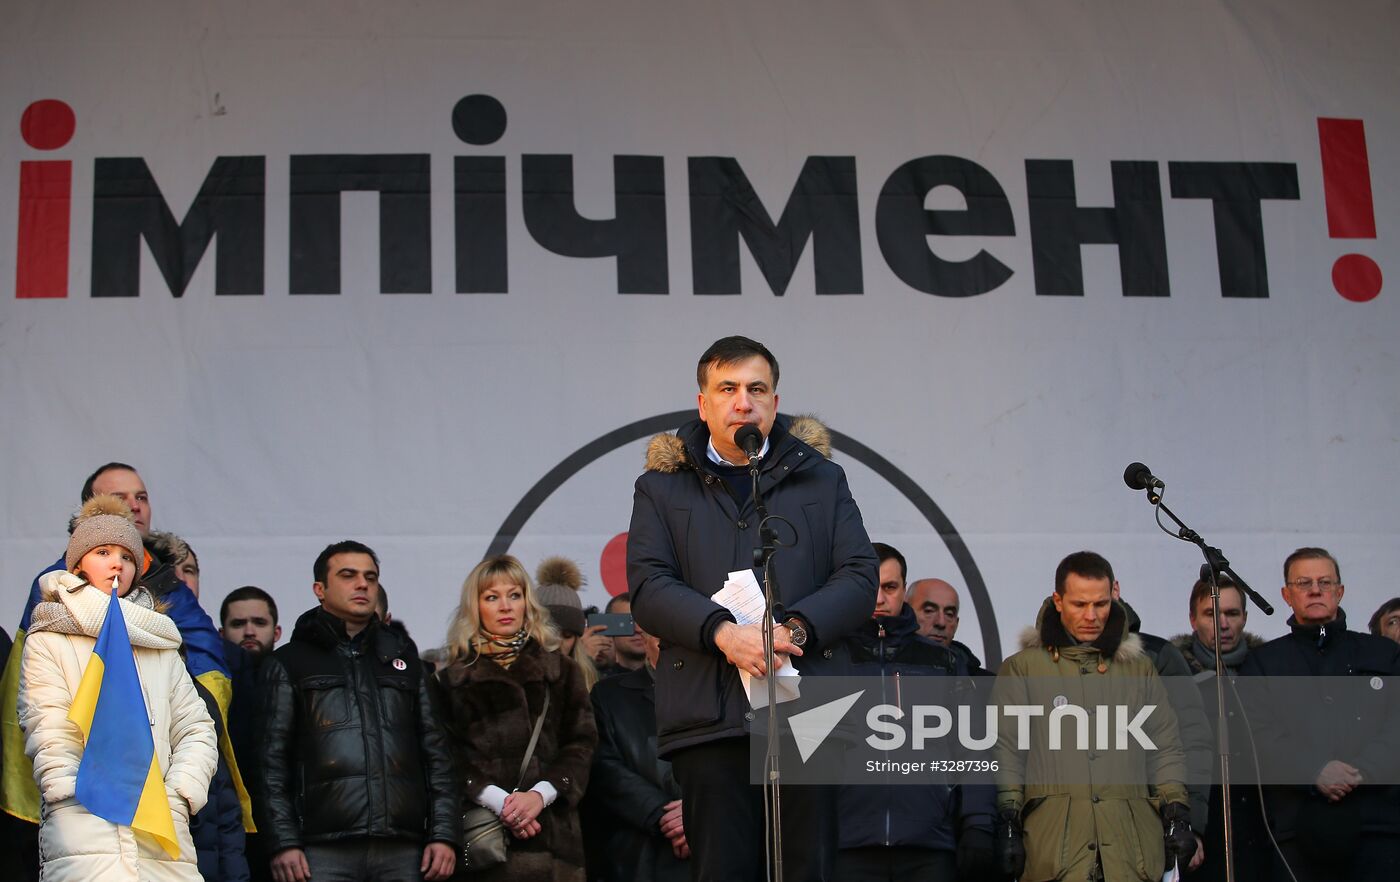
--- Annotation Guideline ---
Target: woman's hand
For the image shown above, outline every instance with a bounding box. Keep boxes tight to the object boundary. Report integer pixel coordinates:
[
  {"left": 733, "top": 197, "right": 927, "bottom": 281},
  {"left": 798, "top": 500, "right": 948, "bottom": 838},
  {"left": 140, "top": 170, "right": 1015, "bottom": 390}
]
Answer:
[{"left": 502, "top": 789, "right": 545, "bottom": 839}]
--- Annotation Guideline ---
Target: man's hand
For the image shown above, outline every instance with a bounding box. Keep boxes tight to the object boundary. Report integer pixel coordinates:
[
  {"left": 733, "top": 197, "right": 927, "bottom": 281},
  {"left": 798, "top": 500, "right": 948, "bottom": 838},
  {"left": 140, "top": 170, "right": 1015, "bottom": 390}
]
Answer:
[
  {"left": 270, "top": 847, "right": 311, "bottom": 882},
  {"left": 1188, "top": 834, "right": 1206, "bottom": 871},
  {"left": 579, "top": 624, "right": 610, "bottom": 663},
  {"left": 1316, "top": 760, "right": 1363, "bottom": 802},
  {"left": 658, "top": 799, "right": 689, "bottom": 858},
  {"left": 503, "top": 790, "right": 546, "bottom": 839},
  {"left": 658, "top": 799, "right": 685, "bottom": 842},
  {"left": 421, "top": 842, "right": 455, "bottom": 881},
  {"left": 714, "top": 621, "right": 802, "bottom": 677}
]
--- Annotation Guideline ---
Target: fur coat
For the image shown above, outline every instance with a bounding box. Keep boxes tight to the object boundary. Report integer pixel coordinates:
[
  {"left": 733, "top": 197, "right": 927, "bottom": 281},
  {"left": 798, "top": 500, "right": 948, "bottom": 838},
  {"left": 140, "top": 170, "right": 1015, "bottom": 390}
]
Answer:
[{"left": 434, "top": 639, "right": 596, "bottom": 882}]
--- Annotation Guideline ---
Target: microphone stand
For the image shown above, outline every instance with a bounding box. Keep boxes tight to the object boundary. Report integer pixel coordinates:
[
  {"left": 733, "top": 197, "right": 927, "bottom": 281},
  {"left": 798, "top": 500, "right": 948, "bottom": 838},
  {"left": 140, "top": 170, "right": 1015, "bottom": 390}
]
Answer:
[
  {"left": 1135, "top": 488, "right": 1274, "bottom": 882},
  {"left": 748, "top": 448, "right": 785, "bottom": 882}
]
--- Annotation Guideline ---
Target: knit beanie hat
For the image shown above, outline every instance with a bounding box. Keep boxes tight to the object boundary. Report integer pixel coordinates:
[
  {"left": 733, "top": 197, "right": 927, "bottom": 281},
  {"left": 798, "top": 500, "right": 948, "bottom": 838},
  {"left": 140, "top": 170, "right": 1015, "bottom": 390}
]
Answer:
[
  {"left": 535, "top": 556, "right": 586, "bottom": 636},
  {"left": 66, "top": 495, "right": 145, "bottom": 578}
]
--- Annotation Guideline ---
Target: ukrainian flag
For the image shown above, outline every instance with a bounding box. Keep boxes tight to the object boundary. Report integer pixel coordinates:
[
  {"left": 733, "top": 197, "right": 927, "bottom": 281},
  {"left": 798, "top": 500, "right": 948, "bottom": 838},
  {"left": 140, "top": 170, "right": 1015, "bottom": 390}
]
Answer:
[
  {"left": 67, "top": 589, "right": 180, "bottom": 859},
  {"left": 0, "top": 557, "right": 63, "bottom": 823},
  {"left": 3, "top": 555, "right": 254, "bottom": 832}
]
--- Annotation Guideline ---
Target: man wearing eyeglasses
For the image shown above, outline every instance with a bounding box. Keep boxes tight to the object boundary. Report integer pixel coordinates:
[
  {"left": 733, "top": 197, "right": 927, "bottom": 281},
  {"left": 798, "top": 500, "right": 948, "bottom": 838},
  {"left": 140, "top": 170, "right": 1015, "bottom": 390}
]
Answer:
[{"left": 1239, "top": 547, "right": 1400, "bottom": 882}]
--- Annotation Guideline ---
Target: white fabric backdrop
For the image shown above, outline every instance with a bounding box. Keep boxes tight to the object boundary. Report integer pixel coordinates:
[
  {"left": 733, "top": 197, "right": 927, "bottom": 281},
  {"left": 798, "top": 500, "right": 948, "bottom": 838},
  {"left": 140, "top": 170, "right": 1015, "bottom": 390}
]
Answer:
[{"left": 2, "top": 1, "right": 1396, "bottom": 665}]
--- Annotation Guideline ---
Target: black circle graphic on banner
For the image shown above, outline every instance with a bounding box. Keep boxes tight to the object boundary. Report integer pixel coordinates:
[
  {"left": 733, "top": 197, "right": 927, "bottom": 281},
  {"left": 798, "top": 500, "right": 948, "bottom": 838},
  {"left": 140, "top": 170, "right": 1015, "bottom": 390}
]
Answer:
[
  {"left": 487, "top": 410, "right": 1001, "bottom": 666},
  {"left": 452, "top": 94, "right": 507, "bottom": 145}
]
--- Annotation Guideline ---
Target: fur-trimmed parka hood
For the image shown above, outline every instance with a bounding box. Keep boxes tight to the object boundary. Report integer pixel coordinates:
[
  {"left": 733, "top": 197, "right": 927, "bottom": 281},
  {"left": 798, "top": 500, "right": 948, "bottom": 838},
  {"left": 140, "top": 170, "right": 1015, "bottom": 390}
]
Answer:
[
  {"left": 644, "top": 414, "right": 831, "bottom": 473},
  {"left": 1019, "top": 595, "right": 1143, "bottom": 668}
]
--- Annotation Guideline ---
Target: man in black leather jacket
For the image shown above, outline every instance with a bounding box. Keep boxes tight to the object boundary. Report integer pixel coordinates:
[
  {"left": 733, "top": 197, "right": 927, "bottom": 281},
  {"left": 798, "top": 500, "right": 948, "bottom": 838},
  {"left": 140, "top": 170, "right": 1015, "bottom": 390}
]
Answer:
[
  {"left": 255, "top": 541, "right": 459, "bottom": 882},
  {"left": 585, "top": 627, "right": 689, "bottom": 882}
]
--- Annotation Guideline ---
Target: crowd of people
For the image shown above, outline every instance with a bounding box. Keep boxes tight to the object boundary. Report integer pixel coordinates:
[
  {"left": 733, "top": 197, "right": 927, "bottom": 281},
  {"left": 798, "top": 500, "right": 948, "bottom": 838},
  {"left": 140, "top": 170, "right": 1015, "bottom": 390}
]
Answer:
[{"left": 2, "top": 336, "right": 1399, "bottom": 882}]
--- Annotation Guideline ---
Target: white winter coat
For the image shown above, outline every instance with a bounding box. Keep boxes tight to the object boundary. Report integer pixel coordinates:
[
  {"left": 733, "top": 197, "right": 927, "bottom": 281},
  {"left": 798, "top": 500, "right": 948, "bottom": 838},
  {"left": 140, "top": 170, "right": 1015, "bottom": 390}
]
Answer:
[{"left": 18, "top": 573, "right": 218, "bottom": 882}]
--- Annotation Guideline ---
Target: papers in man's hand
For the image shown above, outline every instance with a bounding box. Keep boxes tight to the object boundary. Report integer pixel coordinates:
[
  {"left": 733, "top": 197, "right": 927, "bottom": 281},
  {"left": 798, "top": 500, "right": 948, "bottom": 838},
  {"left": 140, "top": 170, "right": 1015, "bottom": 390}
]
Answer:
[{"left": 713, "top": 569, "right": 801, "bottom": 707}]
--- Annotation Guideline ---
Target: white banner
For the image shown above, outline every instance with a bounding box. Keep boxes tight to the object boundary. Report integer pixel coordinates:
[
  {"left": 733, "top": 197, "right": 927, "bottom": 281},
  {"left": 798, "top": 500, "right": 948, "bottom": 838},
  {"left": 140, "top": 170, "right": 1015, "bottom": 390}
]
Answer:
[{"left": 2, "top": 1, "right": 1397, "bottom": 665}]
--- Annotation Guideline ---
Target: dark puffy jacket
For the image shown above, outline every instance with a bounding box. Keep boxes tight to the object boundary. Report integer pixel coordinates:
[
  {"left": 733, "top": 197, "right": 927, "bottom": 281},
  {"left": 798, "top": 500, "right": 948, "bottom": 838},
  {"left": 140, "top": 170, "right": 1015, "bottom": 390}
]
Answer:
[
  {"left": 1167, "top": 635, "right": 1271, "bottom": 882},
  {"left": 254, "top": 607, "right": 459, "bottom": 853},
  {"left": 838, "top": 606, "right": 994, "bottom": 852},
  {"left": 191, "top": 679, "right": 250, "bottom": 882},
  {"left": 1239, "top": 609, "right": 1400, "bottom": 844},
  {"left": 950, "top": 639, "right": 994, "bottom": 678},
  {"left": 585, "top": 665, "right": 687, "bottom": 882},
  {"left": 628, "top": 415, "right": 878, "bottom": 756}
]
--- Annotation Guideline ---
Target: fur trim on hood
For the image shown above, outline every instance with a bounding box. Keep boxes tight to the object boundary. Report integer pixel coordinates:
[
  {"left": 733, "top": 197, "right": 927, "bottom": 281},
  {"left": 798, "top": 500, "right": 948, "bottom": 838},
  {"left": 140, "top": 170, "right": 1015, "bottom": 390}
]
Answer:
[
  {"left": 644, "top": 414, "right": 832, "bottom": 472},
  {"left": 1019, "top": 596, "right": 1143, "bottom": 667},
  {"left": 146, "top": 530, "right": 192, "bottom": 566}
]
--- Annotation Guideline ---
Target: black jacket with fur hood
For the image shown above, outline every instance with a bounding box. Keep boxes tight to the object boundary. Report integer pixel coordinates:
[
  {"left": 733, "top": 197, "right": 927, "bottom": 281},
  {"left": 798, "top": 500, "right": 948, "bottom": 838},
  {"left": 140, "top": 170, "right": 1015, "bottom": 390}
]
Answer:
[{"left": 627, "top": 414, "right": 878, "bottom": 756}]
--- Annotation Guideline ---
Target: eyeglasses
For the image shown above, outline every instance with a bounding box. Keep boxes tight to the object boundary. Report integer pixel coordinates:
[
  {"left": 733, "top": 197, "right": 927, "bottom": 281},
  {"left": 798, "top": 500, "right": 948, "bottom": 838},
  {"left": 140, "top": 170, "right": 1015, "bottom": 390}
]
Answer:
[{"left": 1286, "top": 578, "right": 1341, "bottom": 591}]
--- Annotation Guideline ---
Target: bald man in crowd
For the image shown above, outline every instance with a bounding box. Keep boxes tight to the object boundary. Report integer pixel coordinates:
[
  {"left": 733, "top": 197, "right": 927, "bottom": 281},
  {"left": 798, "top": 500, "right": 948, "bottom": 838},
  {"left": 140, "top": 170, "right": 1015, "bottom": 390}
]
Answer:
[{"left": 908, "top": 578, "right": 990, "bottom": 676}]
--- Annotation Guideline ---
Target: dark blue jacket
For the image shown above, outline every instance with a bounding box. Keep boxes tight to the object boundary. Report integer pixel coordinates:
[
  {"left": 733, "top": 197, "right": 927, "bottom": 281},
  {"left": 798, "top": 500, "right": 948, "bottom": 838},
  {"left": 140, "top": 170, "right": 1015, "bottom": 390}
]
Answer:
[
  {"left": 628, "top": 416, "right": 878, "bottom": 757},
  {"left": 1239, "top": 609, "right": 1400, "bottom": 846},
  {"left": 837, "top": 606, "right": 995, "bottom": 851},
  {"left": 191, "top": 679, "right": 250, "bottom": 882}
]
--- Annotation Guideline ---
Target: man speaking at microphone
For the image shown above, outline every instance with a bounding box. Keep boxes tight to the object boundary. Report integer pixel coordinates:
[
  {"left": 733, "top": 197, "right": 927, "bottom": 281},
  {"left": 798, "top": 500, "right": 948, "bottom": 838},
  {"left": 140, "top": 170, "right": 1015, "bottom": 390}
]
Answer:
[{"left": 628, "top": 335, "right": 878, "bottom": 882}]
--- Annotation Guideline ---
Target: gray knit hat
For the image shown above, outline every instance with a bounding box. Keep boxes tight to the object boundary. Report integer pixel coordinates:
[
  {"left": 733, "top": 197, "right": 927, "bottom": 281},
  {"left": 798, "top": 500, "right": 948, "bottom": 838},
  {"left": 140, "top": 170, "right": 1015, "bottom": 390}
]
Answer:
[
  {"left": 535, "top": 556, "right": 586, "bottom": 636},
  {"left": 66, "top": 495, "right": 144, "bottom": 581}
]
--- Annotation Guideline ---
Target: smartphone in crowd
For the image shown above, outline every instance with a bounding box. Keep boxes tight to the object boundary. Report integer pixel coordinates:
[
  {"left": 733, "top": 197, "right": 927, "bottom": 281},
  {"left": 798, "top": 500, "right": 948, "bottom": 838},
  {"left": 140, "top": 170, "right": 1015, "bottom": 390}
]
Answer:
[{"left": 587, "top": 612, "right": 635, "bottom": 636}]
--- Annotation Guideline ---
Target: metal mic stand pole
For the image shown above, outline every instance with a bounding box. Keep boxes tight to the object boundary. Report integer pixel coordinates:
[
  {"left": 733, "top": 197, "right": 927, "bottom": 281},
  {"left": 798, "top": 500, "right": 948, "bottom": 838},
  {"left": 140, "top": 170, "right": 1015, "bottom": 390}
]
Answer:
[
  {"left": 749, "top": 453, "right": 784, "bottom": 882},
  {"left": 1138, "top": 490, "right": 1274, "bottom": 882}
]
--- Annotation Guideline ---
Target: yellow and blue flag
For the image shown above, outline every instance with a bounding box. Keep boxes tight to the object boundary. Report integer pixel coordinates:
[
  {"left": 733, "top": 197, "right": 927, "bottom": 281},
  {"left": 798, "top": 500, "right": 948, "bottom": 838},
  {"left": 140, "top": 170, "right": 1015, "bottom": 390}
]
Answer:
[
  {"left": 67, "top": 588, "right": 180, "bottom": 859},
  {"left": 0, "top": 556, "right": 64, "bottom": 823},
  {"left": 3, "top": 555, "right": 253, "bottom": 831}
]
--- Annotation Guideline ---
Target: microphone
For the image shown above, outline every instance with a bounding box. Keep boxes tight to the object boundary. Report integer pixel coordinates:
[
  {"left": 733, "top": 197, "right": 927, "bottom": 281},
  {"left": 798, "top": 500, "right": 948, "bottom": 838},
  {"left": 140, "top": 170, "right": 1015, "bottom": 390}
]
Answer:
[
  {"left": 734, "top": 424, "right": 765, "bottom": 463},
  {"left": 1123, "top": 462, "right": 1165, "bottom": 492}
]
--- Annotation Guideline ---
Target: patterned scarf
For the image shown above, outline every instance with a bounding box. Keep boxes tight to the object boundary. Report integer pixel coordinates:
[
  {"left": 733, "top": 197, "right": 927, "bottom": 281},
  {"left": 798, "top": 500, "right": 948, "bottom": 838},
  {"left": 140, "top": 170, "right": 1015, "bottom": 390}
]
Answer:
[{"left": 474, "top": 628, "right": 529, "bottom": 669}]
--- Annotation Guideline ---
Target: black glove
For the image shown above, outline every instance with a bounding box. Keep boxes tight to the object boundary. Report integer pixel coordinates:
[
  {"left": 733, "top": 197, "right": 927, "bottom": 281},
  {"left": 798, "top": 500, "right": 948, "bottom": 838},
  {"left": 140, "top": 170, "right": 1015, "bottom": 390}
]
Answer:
[
  {"left": 1161, "top": 801, "right": 1196, "bottom": 868},
  {"left": 995, "top": 808, "right": 1026, "bottom": 881},
  {"left": 957, "top": 826, "right": 996, "bottom": 880}
]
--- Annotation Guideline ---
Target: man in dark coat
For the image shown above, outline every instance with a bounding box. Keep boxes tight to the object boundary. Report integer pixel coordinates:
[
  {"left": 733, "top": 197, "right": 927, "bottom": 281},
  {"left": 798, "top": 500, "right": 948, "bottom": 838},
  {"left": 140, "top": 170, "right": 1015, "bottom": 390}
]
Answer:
[
  {"left": 1113, "top": 582, "right": 1213, "bottom": 868},
  {"left": 1240, "top": 547, "right": 1400, "bottom": 882},
  {"left": 255, "top": 540, "right": 459, "bottom": 882},
  {"left": 836, "top": 543, "right": 995, "bottom": 881},
  {"left": 1171, "top": 575, "right": 1269, "bottom": 882},
  {"left": 586, "top": 627, "right": 688, "bottom": 882},
  {"left": 628, "top": 336, "right": 878, "bottom": 882}
]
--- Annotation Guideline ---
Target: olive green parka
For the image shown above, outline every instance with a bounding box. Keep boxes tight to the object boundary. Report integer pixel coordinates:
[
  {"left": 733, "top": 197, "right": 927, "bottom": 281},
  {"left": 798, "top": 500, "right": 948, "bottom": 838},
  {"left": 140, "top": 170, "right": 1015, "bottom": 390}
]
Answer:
[{"left": 992, "top": 598, "right": 1190, "bottom": 882}]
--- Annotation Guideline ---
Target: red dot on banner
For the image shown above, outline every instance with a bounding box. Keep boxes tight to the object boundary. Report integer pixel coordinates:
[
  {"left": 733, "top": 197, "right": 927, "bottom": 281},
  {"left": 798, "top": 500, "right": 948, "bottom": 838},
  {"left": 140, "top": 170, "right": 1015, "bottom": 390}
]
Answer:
[
  {"left": 1332, "top": 254, "right": 1382, "bottom": 302},
  {"left": 20, "top": 100, "right": 76, "bottom": 151},
  {"left": 599, "top": 532, "right": 629, "bottom": 597}
]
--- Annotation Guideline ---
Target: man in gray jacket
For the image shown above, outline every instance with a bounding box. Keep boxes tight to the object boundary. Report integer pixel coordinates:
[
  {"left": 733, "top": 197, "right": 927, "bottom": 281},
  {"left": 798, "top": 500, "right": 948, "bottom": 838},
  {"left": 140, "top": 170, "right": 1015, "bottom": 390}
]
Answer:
[{"left": 628, "top": 336, "right": 878, "bottom": 882}]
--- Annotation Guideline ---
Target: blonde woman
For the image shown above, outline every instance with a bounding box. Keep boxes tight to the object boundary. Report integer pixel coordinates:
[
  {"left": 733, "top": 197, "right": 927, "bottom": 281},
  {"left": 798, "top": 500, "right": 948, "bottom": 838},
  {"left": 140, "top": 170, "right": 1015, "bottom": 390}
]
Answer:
[{"left": 435, "top": 555, "right": 597, "bottom": 881}]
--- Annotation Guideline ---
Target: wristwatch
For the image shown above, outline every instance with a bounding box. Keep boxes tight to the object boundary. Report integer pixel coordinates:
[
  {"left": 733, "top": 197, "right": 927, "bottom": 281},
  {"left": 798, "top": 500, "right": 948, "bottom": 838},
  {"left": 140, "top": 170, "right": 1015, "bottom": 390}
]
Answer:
[{"left": 782, "top": 617, "right": 808, "bottom": 647}]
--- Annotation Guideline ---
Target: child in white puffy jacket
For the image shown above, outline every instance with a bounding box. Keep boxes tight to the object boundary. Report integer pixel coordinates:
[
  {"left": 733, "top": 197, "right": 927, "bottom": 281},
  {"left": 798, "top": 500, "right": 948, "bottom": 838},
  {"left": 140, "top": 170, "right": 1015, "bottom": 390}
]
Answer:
[{"left": 19, "top": 495, "right": 216, "bottom": 881}]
